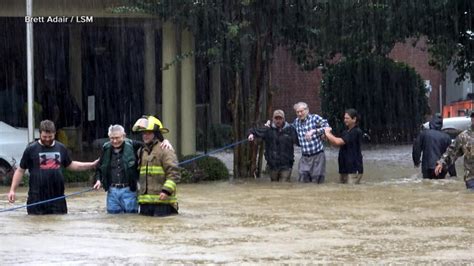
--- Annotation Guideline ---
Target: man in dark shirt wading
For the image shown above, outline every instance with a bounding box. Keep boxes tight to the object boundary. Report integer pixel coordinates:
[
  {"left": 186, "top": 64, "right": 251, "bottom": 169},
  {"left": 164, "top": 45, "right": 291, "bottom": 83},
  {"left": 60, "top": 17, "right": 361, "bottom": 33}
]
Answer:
[
  {"left": 324, "top": 109, "right": 364, "bottom": 184},
  {"left": 412, "top": 113, "right": 453, "bottom": 179},
  {"left": 8, "top": 120, "right": 98, "bottom": 215}
]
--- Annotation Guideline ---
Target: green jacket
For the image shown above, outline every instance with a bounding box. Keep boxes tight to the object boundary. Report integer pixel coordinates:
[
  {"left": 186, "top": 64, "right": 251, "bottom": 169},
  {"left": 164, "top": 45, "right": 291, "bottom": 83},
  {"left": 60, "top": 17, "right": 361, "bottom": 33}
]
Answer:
[{"left": 95, "top": 139, "right": 139, "bottom": 191}]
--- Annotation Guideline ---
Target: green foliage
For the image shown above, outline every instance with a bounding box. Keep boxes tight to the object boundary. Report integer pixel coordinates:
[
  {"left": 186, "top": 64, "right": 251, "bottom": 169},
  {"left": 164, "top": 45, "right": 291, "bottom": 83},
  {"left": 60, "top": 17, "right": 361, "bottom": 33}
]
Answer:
[
  {"left": 280, "top": 0, "right": 473, "bottom": 80},
  {"left": 179, "top": 167, "right": 194, "bottom": 184},
  {"left": 179, "top": 155, "right": 229, "bottom": 183},
  {"left": 22, "top": 174, "right": 28, "bottom": 186},
  {"left": 62, "top": 169, "right": 93, "bottom": 183},
  {"left": 117, "top": 0, "right": 473, "bottom": 178},
  {"left": 197, "top": 124, "right": 233, "bottom": 151},
  {"left": 1, "top": 169, "right": 92, "bottom": 187},
  {"left": 210, "top": 124, "right": 233, "bottom": 149},
  {"left": 414, "top": 1, "right": 474, "bottom": 82},
  {"left": 119, "top": 0, "right": 473, "bottom": 81},
  {"left": 321, "top": 56, "right": 429, "bottom": 143}
]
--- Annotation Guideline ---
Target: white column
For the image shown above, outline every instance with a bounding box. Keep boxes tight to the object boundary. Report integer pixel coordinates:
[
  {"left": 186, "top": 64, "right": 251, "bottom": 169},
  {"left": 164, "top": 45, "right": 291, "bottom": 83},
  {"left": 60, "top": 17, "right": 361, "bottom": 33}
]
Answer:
[
  {"left": 162, "top": 22, "right": 178, "bottom": 145},
  {"left": 180, "top": 29, "right": 196, "bottom": 155},
  {"left": 144, "top": 22, "right": 156, "bottom": 115},
  {"left": 69, "top": 25, "right": 83, "bottom": 151},
  {"left": 26, "top": 0, "right": 34, "bottom": 142}
]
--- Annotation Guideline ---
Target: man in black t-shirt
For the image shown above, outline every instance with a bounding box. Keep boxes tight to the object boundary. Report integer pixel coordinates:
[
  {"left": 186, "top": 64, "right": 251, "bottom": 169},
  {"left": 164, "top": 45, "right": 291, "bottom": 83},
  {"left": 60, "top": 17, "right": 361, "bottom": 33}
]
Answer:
[
  {"left": 7, "top": 120, "right": 98, "bottom": 215},
  {"left": 324, "top": 109, "right": 364, "bottom": 184}
]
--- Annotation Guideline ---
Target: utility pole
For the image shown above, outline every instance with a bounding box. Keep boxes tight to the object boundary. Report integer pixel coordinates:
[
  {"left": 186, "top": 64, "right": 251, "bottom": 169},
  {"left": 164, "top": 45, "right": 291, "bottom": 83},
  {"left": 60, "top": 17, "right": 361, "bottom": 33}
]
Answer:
[{"left": 26, "top": 0, "right": 34, "bottom": 142}]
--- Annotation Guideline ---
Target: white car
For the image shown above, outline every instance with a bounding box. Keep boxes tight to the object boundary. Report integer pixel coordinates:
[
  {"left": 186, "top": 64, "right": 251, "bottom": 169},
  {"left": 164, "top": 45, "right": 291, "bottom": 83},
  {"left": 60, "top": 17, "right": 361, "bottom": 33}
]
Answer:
[
  {"left": 423, "top": 116, "right": 471, "bottom": 138},
  {"left": 0, "top": 121, "right": 39, "bottom": 180}
]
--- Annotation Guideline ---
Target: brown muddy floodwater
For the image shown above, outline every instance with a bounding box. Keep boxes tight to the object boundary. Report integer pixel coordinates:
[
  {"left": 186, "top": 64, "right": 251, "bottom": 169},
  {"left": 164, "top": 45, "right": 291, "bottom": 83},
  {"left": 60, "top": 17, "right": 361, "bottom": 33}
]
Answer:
[{"left": 1, "top": 145, "right": 474, "bottom": 264}]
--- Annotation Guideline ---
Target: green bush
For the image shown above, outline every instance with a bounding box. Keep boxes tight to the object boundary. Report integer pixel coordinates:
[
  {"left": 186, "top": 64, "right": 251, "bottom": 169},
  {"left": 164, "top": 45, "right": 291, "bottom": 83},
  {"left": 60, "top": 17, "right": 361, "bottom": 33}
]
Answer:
[
  {"left": 321, "top": 56, "right": 429, "bottom": 143},
  {"left": 179, "top": 167, "right": 198, "bottom": 184},
  {"left": 179, "top": 154, "right": 229, "bottom": 183},
  {"left": 21, "top": 175, "right": 28, "bottom": 186}
]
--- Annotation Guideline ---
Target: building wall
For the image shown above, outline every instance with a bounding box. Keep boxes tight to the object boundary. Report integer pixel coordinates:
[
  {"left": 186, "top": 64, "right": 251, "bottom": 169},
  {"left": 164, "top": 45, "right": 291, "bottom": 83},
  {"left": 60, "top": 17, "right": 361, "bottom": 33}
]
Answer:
[
  {"left": 0, "top": 0, "right": 148, "bottom": 18},
  {"left": 270, "top": 46, "right": 323, "bottom": 122},
  {"left": 388, "top": 38, "right": 445, "bottom": 114},
  {"left": 446, "top": 64, "right": 473, "bottom": 104},
  {"left": 271, "top": 38, "right": 446, "bottom": 120}
]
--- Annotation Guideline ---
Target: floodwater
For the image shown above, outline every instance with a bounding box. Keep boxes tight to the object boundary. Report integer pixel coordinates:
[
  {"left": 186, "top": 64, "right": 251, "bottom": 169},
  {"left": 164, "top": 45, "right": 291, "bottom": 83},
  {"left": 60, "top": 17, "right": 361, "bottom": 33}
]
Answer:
[{"left": 1, "top": 145, "right": 474, "bottom": 264}]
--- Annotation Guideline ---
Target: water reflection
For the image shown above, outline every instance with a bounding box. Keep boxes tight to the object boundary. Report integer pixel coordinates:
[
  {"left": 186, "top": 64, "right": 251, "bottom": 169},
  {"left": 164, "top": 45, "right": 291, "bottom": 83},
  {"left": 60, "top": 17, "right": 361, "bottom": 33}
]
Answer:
[{"left": 1, "top": 146, "right": 473, "bottom": 263}]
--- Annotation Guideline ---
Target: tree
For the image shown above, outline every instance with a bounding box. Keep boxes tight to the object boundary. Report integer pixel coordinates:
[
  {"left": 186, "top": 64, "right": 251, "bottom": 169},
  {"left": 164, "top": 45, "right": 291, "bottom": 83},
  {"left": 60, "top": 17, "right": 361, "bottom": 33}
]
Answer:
[
  {"left": 115, "top": 0, "right": 472, "bottom": 178},
  {"left": 416, "top": 1, "right": 473, "bottom": 82},
  {"left": 280, "top": 1, "right": 473, "bottom": 81},
  {"left": 321, "top": 56, "right": 429, "bottom": 143},
  {"left": 119, "top": 0, "right": 290, "bottom": 178}
]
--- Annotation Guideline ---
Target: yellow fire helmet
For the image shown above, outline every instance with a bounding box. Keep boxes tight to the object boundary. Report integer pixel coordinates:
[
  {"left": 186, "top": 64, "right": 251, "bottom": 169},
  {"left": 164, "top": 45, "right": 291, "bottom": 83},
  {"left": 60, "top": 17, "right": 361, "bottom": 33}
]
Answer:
[{"left": 132, "top": 115, "right": 169, "bottom": 134}]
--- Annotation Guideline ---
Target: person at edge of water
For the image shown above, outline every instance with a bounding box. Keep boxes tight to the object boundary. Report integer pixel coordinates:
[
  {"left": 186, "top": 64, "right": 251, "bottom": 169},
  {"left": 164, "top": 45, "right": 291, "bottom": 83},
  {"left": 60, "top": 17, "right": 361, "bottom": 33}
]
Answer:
[
  {"left": 412, "top": 113, "right": 454, "bottom": 179},
  {"left": 435, "top": 111, "right": 474, "bottom": 189},
  {"left": 7, "top": 120, "right": 98, "bottom": 215},
  {"left": 92, "top": 124, "right": 173, "bottom": 214},
  {"left": 132, "top": 115, "right": 181, "bottom": 216},
  {"left": 293, "top": 102, "right": 330, "bottom": 184},
  {"left": 324, "top": 108, "right": 364, "bottom": 184},
  {"left": 248, "top": 109, "right": 299, "bottom": 182}
]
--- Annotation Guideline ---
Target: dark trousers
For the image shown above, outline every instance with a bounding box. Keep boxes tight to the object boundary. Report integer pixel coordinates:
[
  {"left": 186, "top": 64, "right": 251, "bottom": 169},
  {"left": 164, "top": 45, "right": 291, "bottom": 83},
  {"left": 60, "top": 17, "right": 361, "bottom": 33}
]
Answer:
[
  {"left": 422, "top": 169, "right": 447, "bottom": 179},
  {"left": 27, "top": 195, "right": 67, "bottom": 215},
  {"left": 139, "top": 204, "right": 178, "bottom": 217},
  {"left": 466, "top": 179, "right": 474, "bottom": 189},
  {"left": 270, "top": 169, "right": 292, "bottom": 182},
  {"left": 447, "top": 163, "right": 457, "bottom": 177}
]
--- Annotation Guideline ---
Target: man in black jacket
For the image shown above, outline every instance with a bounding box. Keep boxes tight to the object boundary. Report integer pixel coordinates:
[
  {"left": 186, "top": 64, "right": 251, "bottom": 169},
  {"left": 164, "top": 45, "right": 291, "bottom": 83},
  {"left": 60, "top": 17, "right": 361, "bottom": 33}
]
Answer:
[
  {"left": 248, "top": 110, "right": 299, "bottom": 182},
  {"left": 413, "top": 114, "right": 454, "bottom": 179}
]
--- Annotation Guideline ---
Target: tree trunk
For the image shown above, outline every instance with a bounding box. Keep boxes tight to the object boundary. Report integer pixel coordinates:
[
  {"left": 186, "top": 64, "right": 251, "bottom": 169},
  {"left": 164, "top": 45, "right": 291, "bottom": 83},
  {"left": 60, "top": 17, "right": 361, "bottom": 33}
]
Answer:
[
  {"left": 232, "top": 71, "right": 241, "bottom": 179},
  {"left": 249, "top": 34, "right": 263, "bottom": 178}
]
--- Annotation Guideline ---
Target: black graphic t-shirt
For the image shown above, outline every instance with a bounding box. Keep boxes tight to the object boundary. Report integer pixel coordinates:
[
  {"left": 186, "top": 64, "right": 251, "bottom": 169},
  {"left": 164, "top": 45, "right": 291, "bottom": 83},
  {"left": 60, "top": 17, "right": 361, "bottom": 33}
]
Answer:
[{"left": 20, "top": 141, "right": 72, "bottom": 200}]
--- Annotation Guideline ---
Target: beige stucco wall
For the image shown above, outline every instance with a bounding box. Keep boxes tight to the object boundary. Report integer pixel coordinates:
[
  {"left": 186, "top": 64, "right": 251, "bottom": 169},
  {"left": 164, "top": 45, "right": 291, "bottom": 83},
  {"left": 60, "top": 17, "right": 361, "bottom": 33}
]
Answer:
[{"left": 0, "top": 0, "right": 155, "bottom": 18}]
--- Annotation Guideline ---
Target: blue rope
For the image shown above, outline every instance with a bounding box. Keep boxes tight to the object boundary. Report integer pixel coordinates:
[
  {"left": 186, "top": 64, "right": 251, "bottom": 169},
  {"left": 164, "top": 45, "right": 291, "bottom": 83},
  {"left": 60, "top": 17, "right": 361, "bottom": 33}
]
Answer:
[
  {"left": 0, "top": 187, "right": 94, "bottom": 213},
  {"left": 0, "top": 139, "right": 248, "bottom": 213}
]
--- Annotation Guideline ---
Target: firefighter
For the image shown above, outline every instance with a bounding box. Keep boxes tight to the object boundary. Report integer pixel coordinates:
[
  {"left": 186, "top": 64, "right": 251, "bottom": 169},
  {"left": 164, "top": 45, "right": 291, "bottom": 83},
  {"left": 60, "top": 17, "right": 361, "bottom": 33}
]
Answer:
[{"left": 132, "top": 115, "right": 181, "bottom": 216}]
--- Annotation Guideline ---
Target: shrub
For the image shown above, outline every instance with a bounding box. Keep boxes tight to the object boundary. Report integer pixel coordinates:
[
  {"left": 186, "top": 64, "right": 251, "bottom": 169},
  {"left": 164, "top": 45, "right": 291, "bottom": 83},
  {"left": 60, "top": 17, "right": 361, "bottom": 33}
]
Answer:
[
  {"left": 179, "top": 154, "right": 229, "bottom": 183},
  {"left": 321, "top": 56, "right": 429, "bottom": 143}
]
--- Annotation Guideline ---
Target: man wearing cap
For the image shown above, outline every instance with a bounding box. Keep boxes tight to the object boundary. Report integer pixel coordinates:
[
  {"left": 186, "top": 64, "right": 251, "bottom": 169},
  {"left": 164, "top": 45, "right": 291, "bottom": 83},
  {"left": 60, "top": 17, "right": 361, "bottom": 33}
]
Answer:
[
  {"left": 435, "top": 111, "right": 474, "bottom": 189},
  {"left": 248, "top": 109, "right": 298, "bottom": 182}
]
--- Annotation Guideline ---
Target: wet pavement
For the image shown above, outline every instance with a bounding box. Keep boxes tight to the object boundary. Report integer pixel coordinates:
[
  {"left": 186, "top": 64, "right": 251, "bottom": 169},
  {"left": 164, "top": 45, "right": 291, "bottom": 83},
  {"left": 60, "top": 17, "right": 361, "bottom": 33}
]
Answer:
[{"left": 1, "top": 145, "right": 473, "bottom": 264}]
